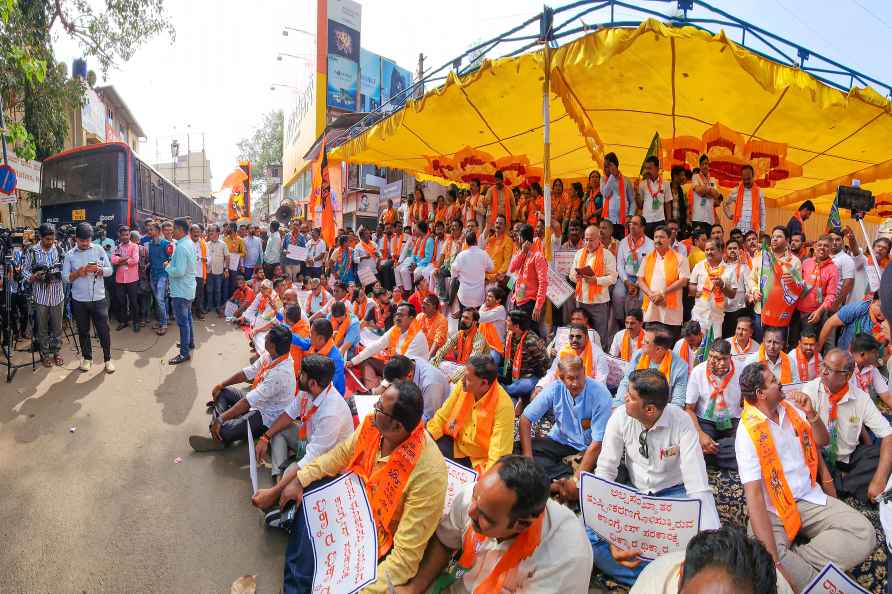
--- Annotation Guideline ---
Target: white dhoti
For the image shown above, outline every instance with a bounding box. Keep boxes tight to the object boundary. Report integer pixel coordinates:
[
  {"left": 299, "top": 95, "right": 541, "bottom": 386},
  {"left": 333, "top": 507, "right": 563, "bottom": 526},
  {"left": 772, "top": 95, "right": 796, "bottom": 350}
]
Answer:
[
  {"left": 419, "top": 264, "right": 438, "bottom": 289},
  {"left": 396, "top": 259, "right": 416, "bottom": 291},
  {"left": 252, "top": 329, "right": 268, "bottom": 356}
]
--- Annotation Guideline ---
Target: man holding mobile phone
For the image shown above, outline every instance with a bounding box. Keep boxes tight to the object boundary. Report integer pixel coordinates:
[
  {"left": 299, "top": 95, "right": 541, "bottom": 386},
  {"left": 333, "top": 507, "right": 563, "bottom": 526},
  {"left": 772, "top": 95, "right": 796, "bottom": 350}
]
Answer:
[{"left": 62, "top": 222, "right": 115, "bottom": 373}]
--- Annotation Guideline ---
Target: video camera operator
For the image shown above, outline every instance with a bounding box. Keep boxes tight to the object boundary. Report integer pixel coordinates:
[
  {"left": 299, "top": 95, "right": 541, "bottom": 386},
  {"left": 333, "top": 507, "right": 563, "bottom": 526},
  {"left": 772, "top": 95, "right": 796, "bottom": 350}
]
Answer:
[
  {"left": 21, "top": 223, "right": 65, "bottom": 367},
  {"left": 62, "top": 222, "right": 115, "bottom": 374}
]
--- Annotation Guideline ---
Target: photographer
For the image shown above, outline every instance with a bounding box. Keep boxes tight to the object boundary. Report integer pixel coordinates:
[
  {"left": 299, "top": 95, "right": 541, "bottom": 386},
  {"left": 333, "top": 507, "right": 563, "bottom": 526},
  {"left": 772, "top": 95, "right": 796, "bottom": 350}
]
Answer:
[
  {"left": 62, "top": 223, "right": 115, "bottom": 373},
  {"left": 22, "top": 224, "right": 65, "bottom": 367}
]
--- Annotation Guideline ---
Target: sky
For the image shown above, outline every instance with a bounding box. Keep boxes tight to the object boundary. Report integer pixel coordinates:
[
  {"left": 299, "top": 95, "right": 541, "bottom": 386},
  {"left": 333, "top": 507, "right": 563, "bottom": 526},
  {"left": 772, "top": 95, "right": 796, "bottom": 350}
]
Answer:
[{"left": 51, "top": 0, "right": 892, "bottom": 192}]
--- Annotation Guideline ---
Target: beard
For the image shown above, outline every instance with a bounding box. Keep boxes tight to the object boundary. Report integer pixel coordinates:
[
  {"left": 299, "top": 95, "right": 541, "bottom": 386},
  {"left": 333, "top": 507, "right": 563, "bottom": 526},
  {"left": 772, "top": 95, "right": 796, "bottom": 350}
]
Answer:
[{"left": 460, "top": 321, "right": 472, "bottom": 331}]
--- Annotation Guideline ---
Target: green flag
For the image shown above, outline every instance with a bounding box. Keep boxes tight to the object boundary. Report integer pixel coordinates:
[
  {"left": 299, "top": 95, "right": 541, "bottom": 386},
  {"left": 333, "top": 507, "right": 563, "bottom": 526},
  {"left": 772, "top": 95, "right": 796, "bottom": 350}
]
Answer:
[{"left": 639, "top": 132, "right": 661, "bottom": 177}]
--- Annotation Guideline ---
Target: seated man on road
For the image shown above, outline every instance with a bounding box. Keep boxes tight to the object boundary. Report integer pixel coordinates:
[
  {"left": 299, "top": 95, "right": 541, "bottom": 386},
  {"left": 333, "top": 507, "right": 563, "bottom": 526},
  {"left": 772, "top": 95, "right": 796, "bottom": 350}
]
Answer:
[
  {"left": 251, "top": 381, "right": 447, "bottom": 593},
  {"left": 239, "top": 279, "right": 282, "bottom": 355},
  {"left": 520, "top": 355, "right": 612, "bottom": 481},
  {"left": 608, "top": 308, "right": 644, "bottom": 362},
  {"left": 190, "top": 325, "right": 296, "bottom": 452},
  {"left": 735, "top": 361, "right": 876, "bottom": 592},
  {"left": 629, "top": 526, "right": 793, "bottom": 594},
  {"left": 416, "top": 293, "right": 448, "bottom": 357},
  {"left": 851, "top": 332, "right": 892, "bottom": 411},
  {"left": 328, "top": 301, "right": 361, "bottom": 359},
  {"left": 730, "top": 315, "right": 760, "bottom": 356},
  {"left": 380, "top": 355, "right": 450, "bottom": 421},
  {"left": 818, "top": 291, "right": 887, "bottom": 353},
  {"left": 499, "top": 309, "right": 548, "bottom": 411},
  {"left": 348, "top": 303, "right": 430, "bottom": 377},
  {"left": 673, "top": 320, "right": 703, "bottom": 374},
  {"left": 431, "top": 307, "right": 489, "bottom": 383},
  {"left": 788, "top": 327, "right": 822, "bottom": 383},
  {"left": 746, "top": 326, "right": 799, "bottom": 385},
  {"left": 254, "top": 355, "right": 354, "bottom": 501},
  {"left": 427, "top": 355, "right": 514, "bottom": 474},
  {"left": 588, "top": 368, "right": 721, "bottom": 585},
  {"left": 803, "top": 348, "right": 892, "bottom": 504},
  {"left": 533, "top": 323, "right": 608, "bottom": 399},
  {"left": 226, "top": 273, "right": 254, "bottom": 319},
  {"left": 290, "top": 318, "right": 346, "bottom": 396},
  {"left": 615, "top": 323, "right": 688, "bottom": 408},
  {"left": 684, "top": 339, "right": 742, "bottom": 470},
  {"left": 395, "top": 456, "right": 593, "bottom": 594}
]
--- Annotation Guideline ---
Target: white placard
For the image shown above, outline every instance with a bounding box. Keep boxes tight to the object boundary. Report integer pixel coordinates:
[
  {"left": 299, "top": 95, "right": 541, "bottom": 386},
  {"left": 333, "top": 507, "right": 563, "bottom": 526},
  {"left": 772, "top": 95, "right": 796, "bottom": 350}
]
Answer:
[
  {"left": 360, "top": 329, "right": 381, "bottom": 348},
  {"left": 228, "top": 253, "right": 241, "bottom": 271},
  {"left": 303, "top": 472, "right": 378, "bottom": 594},
  {"left": 781, "top": 381, "right": 806, "bottom": 395},
  {"left": 381, "top": 180, "right": 402, "bottom": 202},
  {"left": 247, "top": 422, "right": 259, "bottom": 495},
  {"left": 353, "top": 394, "right": 378, "bottom": 421},
  {"left": 444, "top": 459, "right": 477, "bottom": 516},
  {"left": 801, "top": 563, "right": 869, "bottom": 594},
  {"left": 731, "top": 353, "right": 751, "bottom": 365},
  {"left": 579, "top": 473, "right": 702, "bottom": 560},
  {"left": 553, "top": 250, "right": 577, "bottom": 277},
  {"left": 224, "top": 300, "right": 239, "bottom": 318},
  {"left": 867, "top": 263, "right": 881, "bottom": 293},
  {"left": 7, "top": 154, "right": 41, "bottom": 193},
  {"left": 287, "top": 245, "right": 308, "bottom": 262},
  {"left": 358, "top": 266, "right": 378, "bottom": 287},
  {"left": 603, "top": 354, "right": 629, "bottom": 387},
  {"left": 546, "top": 266, "right": 575, "bottom": 308}
]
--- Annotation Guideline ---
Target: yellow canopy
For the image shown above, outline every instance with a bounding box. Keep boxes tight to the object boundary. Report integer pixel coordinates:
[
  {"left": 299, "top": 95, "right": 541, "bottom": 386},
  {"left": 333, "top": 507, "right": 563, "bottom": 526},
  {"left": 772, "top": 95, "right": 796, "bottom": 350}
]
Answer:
[{"left": 330, "top": 19, "right": 892, "bottom": 217}]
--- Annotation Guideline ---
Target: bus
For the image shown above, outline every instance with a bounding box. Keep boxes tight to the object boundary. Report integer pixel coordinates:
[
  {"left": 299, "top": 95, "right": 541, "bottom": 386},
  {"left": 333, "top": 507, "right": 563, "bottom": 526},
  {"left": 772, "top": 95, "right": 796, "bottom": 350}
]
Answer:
[{"left": 39, "top": 142, "right": 204, "bottom": 230}]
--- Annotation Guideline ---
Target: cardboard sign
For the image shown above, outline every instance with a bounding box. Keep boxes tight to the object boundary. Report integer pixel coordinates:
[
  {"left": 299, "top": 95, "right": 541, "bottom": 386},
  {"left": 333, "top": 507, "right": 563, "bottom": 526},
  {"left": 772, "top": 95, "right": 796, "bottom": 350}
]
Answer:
[
  {"left": 801, "top": 563, "right": 869, "bottom": 594},
  {"left": 579, "top": 473, "right": 702, "bottom": 560},
  {"left": 603, "top": 354, "right": 629, "bottom": 387},
  {"left": 287, "top": 244, "right": 308, "bottom": 262},
  {"left": 303, "top": 472, "right": 378, "bottom": 594},
  {"left": 553, "top": 250, "right": 577, "bottom": 277},
  {"left": 444, "top": 459, "right": 477, "bottom": 515},
  {"left": 547, "top": 266, "right": 575, "bottom": 308},
  {"left": 781, "top": 382, "right": 806, "bottom": 395},
  {"left": 247, "top": 422, "right": 259, "bottom": 494},
  {"left": 353, "top": 394, "right": 377, "bottom": 421}
]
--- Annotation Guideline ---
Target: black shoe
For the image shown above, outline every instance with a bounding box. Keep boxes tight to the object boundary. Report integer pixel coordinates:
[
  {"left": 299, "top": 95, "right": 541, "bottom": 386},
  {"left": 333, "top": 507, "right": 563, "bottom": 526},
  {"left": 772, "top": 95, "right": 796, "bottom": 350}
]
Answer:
[
  {"left": 188, "top": 435, "right": 225, "bottom": 452},
  {"left": 168, "top": 354, "right": 191, "bottom": 365},
  {"left": 264, "top": 509, "right": 284, "bottom": 529},
  {"left": 116, "top": 322, "right": 128, "bottom": 331}
]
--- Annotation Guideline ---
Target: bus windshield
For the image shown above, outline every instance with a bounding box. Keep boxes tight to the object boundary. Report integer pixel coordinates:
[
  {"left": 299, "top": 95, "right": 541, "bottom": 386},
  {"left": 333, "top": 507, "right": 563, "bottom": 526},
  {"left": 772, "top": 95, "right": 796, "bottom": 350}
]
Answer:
[{"left": 41, "top": 149, "right": 127, "bottom": 205}]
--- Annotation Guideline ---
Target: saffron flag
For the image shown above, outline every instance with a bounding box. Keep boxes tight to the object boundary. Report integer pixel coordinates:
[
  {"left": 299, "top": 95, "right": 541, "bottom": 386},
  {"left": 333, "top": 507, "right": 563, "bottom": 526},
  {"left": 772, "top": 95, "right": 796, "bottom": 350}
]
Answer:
[{"left": 318, "top": 140, "right": 336, "bottom": 248}]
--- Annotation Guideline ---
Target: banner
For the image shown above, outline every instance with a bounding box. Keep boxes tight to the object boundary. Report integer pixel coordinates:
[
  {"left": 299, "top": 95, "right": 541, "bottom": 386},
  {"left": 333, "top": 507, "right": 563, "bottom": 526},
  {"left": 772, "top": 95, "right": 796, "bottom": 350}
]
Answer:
[
  {"left": 802, "top": 563, "right": 869, "bottom": 594},
  {"left": 81, "top": 88, "right": 106, "bottom": 142},
  {"left": 326, "top": 0, "right": 361, "bottom": 112},
  {"left": 580, "top": 473, "right": 702, "bottom": 560},
  {"left": 7, "top": 155, "right": 41, "bottom": 194},
  {"left": 360, "top": 48, "right": 382, "bottom": 112},
  {"left": 352, "top": 394, "right": 377, "bottom": 421},
  {"left": 382, "top": 59, "right": 412, "bottom": 111},
  {"left": 444, "top": 459, "right": 477, "bottom": 515},
  {"left": 553, "top": 249, "right": 577, "bottom": 278},
  {"left": 303, "top": 472, "right": 378, "bottom": 593},
  {"left": 547, "top": 266, "right": 575, "bottom": 308}
]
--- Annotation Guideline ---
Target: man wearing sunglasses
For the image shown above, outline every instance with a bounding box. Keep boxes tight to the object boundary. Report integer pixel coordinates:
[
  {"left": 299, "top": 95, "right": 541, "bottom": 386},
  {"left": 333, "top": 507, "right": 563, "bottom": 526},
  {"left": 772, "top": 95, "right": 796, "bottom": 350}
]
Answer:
[
  {"left": 584, "top": 368, "right": 720, "bottom": 586},
  {"left": 252, "top": 380, "right": 447, "bottom": 593}
]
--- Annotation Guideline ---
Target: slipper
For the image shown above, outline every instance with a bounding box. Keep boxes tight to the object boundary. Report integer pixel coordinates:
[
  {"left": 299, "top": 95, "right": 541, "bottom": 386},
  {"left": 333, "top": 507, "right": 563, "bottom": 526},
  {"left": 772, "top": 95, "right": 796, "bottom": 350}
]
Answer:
[{"left": 188, "top": 435, "right": 226, "bottom": 452}]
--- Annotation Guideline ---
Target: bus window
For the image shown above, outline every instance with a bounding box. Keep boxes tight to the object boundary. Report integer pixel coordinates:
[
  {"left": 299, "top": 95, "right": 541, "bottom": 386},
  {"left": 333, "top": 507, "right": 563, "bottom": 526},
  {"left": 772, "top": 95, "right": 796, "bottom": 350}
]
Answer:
[{"left": 41, "top": 149, "right": 127, "bottom": 204}]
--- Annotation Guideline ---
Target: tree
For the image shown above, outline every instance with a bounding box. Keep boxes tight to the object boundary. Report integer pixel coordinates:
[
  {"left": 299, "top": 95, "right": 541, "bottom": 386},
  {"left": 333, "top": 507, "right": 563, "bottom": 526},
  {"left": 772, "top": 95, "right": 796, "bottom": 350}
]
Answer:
[
  {"left": 236, "top": 109, "right": 284, "bottom": 201},
  {"left": 1, "top": 0, "right": 175, "bottom": 161}
]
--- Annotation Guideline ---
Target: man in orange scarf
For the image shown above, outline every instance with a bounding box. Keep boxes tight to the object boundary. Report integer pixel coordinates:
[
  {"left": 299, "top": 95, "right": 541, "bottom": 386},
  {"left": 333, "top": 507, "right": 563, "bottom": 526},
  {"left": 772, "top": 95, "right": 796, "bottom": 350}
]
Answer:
[
  {"left": 252, "top": 381, "right": 447, "bottom": 592},
  {"left": 430, "top": 308, "right": 489, "bottom": 382},
  {"left": 484, "top": 170, "right": 513, "bottom": 228},
  {"left": 673, "top": 320, "right": 703, "bottom": 375},
  {"left": 570, "top": 225, "right": 617, "bottom": 349},
  {"left": 615, "top": 324, "right": 689, "bottom": 409},
  {"left": 483, "top": 214, "right": 514, "bottom": 288},
  {"left": 427, "top": 355, "right": 514, "bottom": 473},
  {"left": 688, "top": 238, "right": 737, "bottom": 338},
  {"left": 398, "top": 456, "right": 592, "bottom": 593},
  {"left": 746, "top": 327, "right": 800, "bottom": 384},
  {"left": 328, "top": 301, "right": 361, "bottom": 359},
  {"left": 609, "top": 308, "right": 645, "bottom": 362},
  {"left": 722, "top": 164, "right": 765, "bottom": 235},
  {"left": 638, "top": 226, "right": 690, "bottom": 333},
  {"left": 417, "top": 294, "right": 448, "bottom": 358},
  {"left": 736, "top": 361, "right": 874, "bottom": 592},
  {"left": 348, "top": 303, "right": 430, "bottom": 378}
]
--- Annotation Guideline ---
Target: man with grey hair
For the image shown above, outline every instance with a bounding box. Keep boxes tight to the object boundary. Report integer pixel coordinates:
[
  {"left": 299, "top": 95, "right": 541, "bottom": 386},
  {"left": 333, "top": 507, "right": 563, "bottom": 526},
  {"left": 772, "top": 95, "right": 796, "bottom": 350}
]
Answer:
[
  {"left": 801, "top": 347, "right": 892, "bottom": 504},
  {"left": 520, "top": 354, "right": 612, "bottom": 481}
]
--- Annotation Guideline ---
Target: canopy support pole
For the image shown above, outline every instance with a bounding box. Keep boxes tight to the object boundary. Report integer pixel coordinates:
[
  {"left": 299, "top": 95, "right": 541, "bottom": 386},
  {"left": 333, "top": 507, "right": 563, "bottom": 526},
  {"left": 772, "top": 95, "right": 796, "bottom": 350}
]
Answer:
[{"left": 543, "top": 42, "right": 552, "bottom": 263}]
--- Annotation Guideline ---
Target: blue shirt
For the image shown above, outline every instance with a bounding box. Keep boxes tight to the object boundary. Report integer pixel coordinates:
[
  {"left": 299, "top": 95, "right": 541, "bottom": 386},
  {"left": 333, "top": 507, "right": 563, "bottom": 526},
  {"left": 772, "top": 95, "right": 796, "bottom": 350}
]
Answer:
[
  {"left": 523, "top": 377, "right": 612, "bottom": 451},
  {"left": 291, "top": 335, "right": 346, "bottom": 396},
  {"left": 93, "top": 237, "right": 115, "bottom": 253},
  {"left": 62, "top": 244, "right": 114, "bottom": 302},
  {"left": 614, "top": 349, "right": 689, "bottom": 408},
  {"left": 837, "top": 300, "right": 874, "bottom": 350},
  {"left": 331, "top": 313, "right": 362, "bottom": 353},
  {"left": 166, "top": 236, "right": 197, "bottom": 299},
  {"left": 148, "top": 238, "right": 171, "bottom": 278},
  {"left": 411, "top": 236, "right": 435, "bottom": 267}
]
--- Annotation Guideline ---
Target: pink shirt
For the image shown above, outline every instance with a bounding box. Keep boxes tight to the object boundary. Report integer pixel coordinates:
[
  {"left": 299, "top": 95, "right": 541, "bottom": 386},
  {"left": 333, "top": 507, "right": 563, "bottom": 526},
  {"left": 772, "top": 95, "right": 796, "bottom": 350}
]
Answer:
[
  {"left": 797, "top": 257, "right": 838, "bottom": 313},
  {"left": 111, "top": 241, "right": 140, "bottom": 284},
  {"left": 509, "top": 248, "right": 548, "bottom": 311}
]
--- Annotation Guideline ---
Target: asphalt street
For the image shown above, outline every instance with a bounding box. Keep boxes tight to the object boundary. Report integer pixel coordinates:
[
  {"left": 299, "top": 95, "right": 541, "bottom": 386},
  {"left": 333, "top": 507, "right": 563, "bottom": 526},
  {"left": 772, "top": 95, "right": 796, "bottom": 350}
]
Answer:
[{"left": 0, "top": 317, "right": 287, "bottom": 593}]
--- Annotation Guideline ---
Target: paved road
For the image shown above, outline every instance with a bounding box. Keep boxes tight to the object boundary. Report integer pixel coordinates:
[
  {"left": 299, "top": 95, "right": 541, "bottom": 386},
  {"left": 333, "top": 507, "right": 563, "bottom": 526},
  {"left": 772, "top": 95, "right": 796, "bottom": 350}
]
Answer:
[{"left": 0, "top": 318, "right": 287, "bottom": 593}]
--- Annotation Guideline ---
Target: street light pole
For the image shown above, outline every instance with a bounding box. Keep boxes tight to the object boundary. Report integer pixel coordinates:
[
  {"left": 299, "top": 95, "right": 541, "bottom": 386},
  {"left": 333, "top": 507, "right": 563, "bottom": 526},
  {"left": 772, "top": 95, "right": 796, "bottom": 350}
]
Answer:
[{"left": 170, "top": 139, "right": 179, "bottom": 187}]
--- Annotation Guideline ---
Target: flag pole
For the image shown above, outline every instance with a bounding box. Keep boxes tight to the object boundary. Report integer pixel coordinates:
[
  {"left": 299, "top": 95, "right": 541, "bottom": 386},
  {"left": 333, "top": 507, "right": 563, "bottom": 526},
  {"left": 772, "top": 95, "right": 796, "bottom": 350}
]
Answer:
[{"left": 542, "top": 36, "right": 552, "bottom": 265}]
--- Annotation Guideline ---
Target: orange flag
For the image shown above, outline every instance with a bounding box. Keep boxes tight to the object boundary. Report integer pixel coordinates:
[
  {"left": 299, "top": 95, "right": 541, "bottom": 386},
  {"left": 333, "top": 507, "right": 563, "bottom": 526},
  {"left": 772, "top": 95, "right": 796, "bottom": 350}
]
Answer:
[{"left": 318, "top": 139, "right": 335, "bottom": 247}]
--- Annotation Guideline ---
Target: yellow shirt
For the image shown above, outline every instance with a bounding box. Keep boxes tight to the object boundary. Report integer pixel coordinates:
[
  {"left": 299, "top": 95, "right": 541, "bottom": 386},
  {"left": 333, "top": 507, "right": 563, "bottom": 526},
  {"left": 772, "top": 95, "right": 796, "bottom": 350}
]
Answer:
[
  {"left": 426, "top": 382, "right": 515, "bottom": 471},
  {"left": 485, "top": 232, "right": 514, "bottom": 281},
  {"left": 296, "top": 428, "right": 447, "bottom": 593},
  {"left": 224, "top": 235, "right": 247, "bottom": 259},
  {"left": 688, "top": 246, "right": 705, "bottom": 271}
]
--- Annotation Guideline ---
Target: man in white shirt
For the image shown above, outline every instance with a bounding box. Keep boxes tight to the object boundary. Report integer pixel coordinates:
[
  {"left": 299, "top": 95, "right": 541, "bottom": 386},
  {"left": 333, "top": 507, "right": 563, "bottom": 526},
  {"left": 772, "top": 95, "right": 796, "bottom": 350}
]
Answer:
[
  {"left": 688, "top": 238, "right": 737, "bottom": 338},
  {"left": 637, "top": 155, "right": 672, "bottom": 237},
  {"left": 450, "top": 230, "right": 494, "bottom": 310},
  {"left": 730, "top": 315, "right": 760, "bottom": 357},
  {"left": 347, "top": 302, "right": 430, "bottom": 374},
  {"left": 353, "top": 227, "right": 379, "bottom": 290},
  {"left": 722, "top": 164, "right": 766, "bottom": 235},
  {"left": 745, "top": 327, "right": 799, "bottom": 385},
  {"left": 399, "top": 456, "right": 593, "bottom": 594},
  {"left": 685, "top": 340, "right": 741, "bottom": 469},
  {"left": 803, "top": 348, "right": 892, "bottom": 504},
  {"left": 735, "top": 361, "right": 875, "bottom": 592},
  {"left": 690, "top": 154, "right": 723, "bottom": 230},
  {"left": 722, "top": 238, "right": 750, "bottom": 338},
  {"left": 829, "top": 229, "right": 856, "bottom": 309},
  {"left": 304, "top": 228, "right": 327, "bottom": 279},
  {"left": 588, "top": 368, "right": 720, "bottom": 586},
  {"left": 666, "top": 219, "right": 688, "bottom": 258},
  {"left": 612, "top": 215, "right": 653, "bottom": 335},
  {"left": 609, "top": 308, "right": 645, "bottom": 362},
  {"left": 381, "top": 355, "right": 450, "bottom": 420},
  {"left": 243, "top": 226, "right": 264, "bottom": 278},
  {"left": 852, "top": 333, "right": 892, "bottom": 410},
  {"left": 788, "top": 327, "right": 822, "bottom": 383},
  {"left": 190, "top": 325, "right": 296, "bottom": 451},
  {"left": 638, "top": 225, "right": 690, "bottom": 332},
  {"left": 263, "top": 221, "right": 283, "bottom": 277},
  {"left": 254, "top": 355, "right": 354, "bottom": 488},
  {"left": 569, "top": 225, "right": 617, "bottom": 348}
]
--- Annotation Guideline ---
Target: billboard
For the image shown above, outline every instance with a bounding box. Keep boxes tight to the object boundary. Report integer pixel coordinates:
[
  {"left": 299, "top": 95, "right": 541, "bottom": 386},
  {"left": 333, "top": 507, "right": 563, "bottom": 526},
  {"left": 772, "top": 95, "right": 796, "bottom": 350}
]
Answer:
[
  {"left": 81, "top": 88, "right": 106, "bottom": 142},
  {"left": 360, "top": 49, "right": 382, "bottom": 112},
  {"left": 326, "top": 0, "right": 361, "bottom": 112},
  {"left": 381, "top": 59, "right": 412, "bottom": 111}
]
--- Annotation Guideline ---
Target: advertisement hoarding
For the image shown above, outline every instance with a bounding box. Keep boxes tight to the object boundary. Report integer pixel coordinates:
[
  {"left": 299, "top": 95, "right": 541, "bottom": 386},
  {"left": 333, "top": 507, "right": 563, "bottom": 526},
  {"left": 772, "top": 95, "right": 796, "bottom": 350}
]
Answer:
[
  {"left": 381, "top": 59, "right": 412, "bottom": 111},
  {"left": 326, "top": 0, "right": 361, "bottom": 112},
  {"left": 360, "top": 49, "right": 382, "bottom": 112}
]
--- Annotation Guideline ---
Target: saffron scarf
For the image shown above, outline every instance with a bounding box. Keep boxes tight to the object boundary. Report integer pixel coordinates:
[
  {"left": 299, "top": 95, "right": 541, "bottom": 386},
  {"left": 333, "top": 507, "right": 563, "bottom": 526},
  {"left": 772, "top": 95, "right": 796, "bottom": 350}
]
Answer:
[
  {"left": 559, "top": 337, "right": 594, "bottom": 378},
  {"left": 330, "top": 314, "right": 353, "bottom": 346},
  {"left": 353, "top": 298, "right": 368, "bottom": 320},
  {"left": 454, "top": 325, "right": 478, "bottom": 363},
  {"left": 444, "top": 380, "right": 504, "bottom": 472},
  {"left": 456, "top": 513, "right": 544, "bottom": 593},
  {"left": 678, "top": 340, "right": 692, "bottom": 368},
  {"left": 359, "top": 239, "right": 378, "bottom": 258},
  {"left": 388, "top": 319, "right": 422, "bottom": 356},
  {"left": 804, "top": 257, "right": 834, "bottom": 306},
  {"left": 479, "top": 321, "right": 504, "bottom": 355},
  {"left": 641, "top": 249, "right": 680, "bottom": 311},
  {"left": 732, "top": 182, "right": 761, "bottom": 232},
  {"left": 620, "top": 330, "right": 643, "bottom": 362},
  {"left": 795, "top": 347, "right": 821, "bottom": 382},
  {"left": 702, "top": 261, "right": 725, "bottom": 307},
  {"left": 503, "top": 331, "right": 527, "bottom": 380},
  {"left": 741, "top": 400, "right": 817, "bottom": 541},
  {"left": 412, "top": 234, "right": 430, "bottom": 258},
  {"left": 703, "top": 361, "right": 735, "bottom": 430},
  {"left": 826, "top": 383, "right": 850, "bottom": 468},
  {"left": 346, "top": 417, "right": 426, "bottom": 557},
  {"left": 636, "top": 351, "right": 672, "bottom": 383},
  {"left": 490, "top": 186, "right": 511, "bottom": 223},
  {"left": 601, "top": 174, "right": 627, "bottom": 225},
  {"left": 289, "top": 319, "right": 311, "bottom": 376},
  {"left": 309, "top": 338, "right": 335, "bottom": 358},
  {"left": 757, "top": 345, "right": 792, "bottom": 384},
  {"left": 297, "top": 390, "right": 322, "bottom": 440},
  {"left": 732, "top": 336, "right": 754, "bottom": 355},
  {"left": 251, "top": 354, "right": 290, "bottom": 390},
  {"left": 575, "top": 246, "right": 606, "bottom": 302}
]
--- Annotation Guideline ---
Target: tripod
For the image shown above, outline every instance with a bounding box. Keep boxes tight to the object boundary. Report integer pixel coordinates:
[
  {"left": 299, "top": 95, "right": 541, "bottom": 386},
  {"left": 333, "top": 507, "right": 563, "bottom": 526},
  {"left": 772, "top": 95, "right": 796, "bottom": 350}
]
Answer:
[{"left": 1, "top": 255, "right": 37, "bottom": 382}]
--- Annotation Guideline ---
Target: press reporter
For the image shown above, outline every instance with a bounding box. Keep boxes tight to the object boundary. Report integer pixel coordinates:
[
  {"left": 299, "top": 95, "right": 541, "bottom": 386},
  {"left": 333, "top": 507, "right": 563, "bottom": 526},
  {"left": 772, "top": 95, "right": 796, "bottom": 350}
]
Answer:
[
  {"left": 22, "top": 223, "right": 65, "bottom": 367},
  {"left": 62, "top": 222, "right": 115, "bottom": 373}
]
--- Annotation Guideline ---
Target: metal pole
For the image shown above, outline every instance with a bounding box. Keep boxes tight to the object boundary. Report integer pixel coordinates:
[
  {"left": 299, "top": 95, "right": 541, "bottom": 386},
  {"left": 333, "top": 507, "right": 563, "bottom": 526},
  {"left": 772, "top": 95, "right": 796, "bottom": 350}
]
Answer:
[
  {"left": 542, "top": 42, "right": 552, "bottom": 265},
  {"left": 856, "top": 216, "right": 883, "bottom": 291}
]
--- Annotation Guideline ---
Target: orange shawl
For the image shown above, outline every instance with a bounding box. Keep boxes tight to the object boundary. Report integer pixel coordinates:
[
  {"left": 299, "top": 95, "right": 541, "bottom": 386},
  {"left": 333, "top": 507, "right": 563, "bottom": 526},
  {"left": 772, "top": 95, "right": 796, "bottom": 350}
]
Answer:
[
  {"left": 636, "top": 351, "right": 672, "bottom": 383},
  {"left": 620, "top": 330, "right": 643, "bottom": 361},
  {"left": 388, "top": 319, "right": 422, "bottom": 356},
  {"left": 601, "top": 174, "right": 627, "bottom": 225},
  {"left": 444, "top": 380, "right": 503, "bottom": 471},
  {"left": 575, "top": 246, "right": 606, "bottom": 302},
  {"left": 457, "top": 513, "right": 544, "bottom": 592},
  {"left": 733, "top": 182, "right": 761, "bottom": 232},
  {"left": 757, "top": 345, "right": 793, "bottom": 384},
  {"left": 641, "top": 248, "right": 680, "bottom": 311}
]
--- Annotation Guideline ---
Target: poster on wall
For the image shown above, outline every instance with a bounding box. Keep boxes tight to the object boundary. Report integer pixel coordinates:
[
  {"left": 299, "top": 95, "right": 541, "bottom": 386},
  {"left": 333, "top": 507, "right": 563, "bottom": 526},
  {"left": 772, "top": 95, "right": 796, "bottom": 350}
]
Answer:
[
  {"left": 381, "top": 59, "right": 412, "bottom": 111},
  {"left": 81, "top": 89, "right": 106, "bottom": 142},
  {"left": 360, "top": 49, "right": 382, "bottom": 112},
  {"left": 326, "top": 0, "right": 361, "bottom": 112}
]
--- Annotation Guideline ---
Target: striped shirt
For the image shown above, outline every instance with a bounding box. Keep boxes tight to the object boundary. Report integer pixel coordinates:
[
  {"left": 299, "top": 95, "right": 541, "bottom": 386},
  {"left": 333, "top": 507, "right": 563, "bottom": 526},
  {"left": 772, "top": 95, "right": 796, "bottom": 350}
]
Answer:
[{"left": 22, "top": 244, "right": 64, "bottom": 306}]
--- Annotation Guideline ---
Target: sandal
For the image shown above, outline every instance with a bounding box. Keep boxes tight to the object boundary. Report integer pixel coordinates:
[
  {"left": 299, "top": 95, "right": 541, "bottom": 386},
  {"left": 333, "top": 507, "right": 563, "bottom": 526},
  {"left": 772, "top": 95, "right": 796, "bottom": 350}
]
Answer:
[
  {"left": 54, "top": 354, "right": 64, "bottom": 366},
  {"left": 41, "top": 357, "right": 53, "bottom": 368}
]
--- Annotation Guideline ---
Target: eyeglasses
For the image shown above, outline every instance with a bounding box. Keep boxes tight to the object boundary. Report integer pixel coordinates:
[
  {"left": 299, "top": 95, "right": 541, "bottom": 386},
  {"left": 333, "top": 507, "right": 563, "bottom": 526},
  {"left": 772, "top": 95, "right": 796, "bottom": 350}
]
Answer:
[
  {"left": 373, "top": 401, "right": 396, "bottom": 420},
  {"left": 821, "top": 364, "right": 851, "bottom": 375},
  {"left": 638, "top": 429, "right": 649, "bottom": 459}
]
